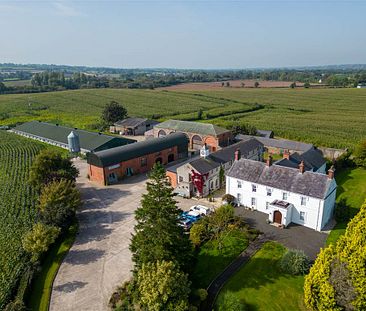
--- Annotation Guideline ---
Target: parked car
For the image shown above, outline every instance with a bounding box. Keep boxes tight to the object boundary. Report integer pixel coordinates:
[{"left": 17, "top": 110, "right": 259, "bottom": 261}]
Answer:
[
  {"left": 190, "top": 205, "right": 213, "bottom": 216},
  {"left": 182, "top": 211, "right": 201, "bottom": 222},
  {"left": 179, "top": 218, "right": 193, "bottom": 231}
]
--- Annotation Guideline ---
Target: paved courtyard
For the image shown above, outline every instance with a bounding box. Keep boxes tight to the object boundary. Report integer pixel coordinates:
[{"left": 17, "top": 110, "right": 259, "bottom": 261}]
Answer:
[
  {"left": 50, "top": 159, "right": 215, "bottom": 311},
  {"left": 236, "top": 208, "right": 328, "bottom": 260}
]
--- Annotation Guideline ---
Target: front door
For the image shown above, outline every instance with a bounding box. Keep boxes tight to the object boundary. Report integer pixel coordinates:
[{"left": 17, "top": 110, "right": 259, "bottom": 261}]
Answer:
[{"left": 273, "top": 210, "right": 282, "bottom": 224}]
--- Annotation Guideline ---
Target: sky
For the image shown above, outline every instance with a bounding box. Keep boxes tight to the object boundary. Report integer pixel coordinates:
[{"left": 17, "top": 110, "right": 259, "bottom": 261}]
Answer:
[{"left": 0, "top": 0, "right": 365, "bottom": 69}]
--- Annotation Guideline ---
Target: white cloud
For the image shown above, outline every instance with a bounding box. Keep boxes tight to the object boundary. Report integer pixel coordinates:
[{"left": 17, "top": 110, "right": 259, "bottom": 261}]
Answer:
[{"left": 53, "top": 2, "right": 85, "bottom": 17}]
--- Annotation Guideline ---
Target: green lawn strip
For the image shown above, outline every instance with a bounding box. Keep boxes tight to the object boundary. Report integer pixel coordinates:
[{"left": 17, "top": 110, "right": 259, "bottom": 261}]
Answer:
[
  {"left": 215, "top": 241, "right": 306, "bottom": 311},
  {"left": 192, "top": 229, "right": 249, "bottom": 289},
  {"left": 28, "top": 222, "right": 78, "bottom": 311},
  {"left": 327, "top": 167, "right": 366, "bottom": 245}
]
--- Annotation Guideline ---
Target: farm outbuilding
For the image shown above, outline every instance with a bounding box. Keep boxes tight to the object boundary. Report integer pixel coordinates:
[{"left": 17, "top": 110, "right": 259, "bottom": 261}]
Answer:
[
  {"left": 87, "top": 132, "right": 189, "bottom": 185},
  {"left": 12, "top": 121, "right": 136, "bottom": 153}
]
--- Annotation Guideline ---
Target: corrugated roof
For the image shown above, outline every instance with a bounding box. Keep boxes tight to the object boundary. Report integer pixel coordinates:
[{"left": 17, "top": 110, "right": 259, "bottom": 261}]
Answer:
[
  {"left": 227, "top": 158, "right": 334, "bottom": 199},
  {"left": 114, "top": 118, "right": 149, "bottom": 128},
  {"left": 155, "top": 120, "right": 230, "bottom": 136},
  {"left": 87, "top": 132, "right": 188, "bottom": 167},
  {"left": 13, "top": 121, "right": 135, "bottom": 152},
  {"left": 236, "top": 135, "right": 313, "bottom": 152}
]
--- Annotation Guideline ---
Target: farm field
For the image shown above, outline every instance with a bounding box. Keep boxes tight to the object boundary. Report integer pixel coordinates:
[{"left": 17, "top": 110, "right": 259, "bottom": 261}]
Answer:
[
  {"left": 215, "top": 241, "right": 306, "bottom": 311},
  {"left": 0, "top": 131, "right": 47, "bottom": 309},
  {"left": 0, "top": 87, "right": 365, "bottom": 148}
]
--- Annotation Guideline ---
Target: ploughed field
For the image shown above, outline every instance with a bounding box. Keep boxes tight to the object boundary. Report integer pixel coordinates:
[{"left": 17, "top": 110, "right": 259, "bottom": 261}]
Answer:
[
  {"left": 0, "top": 87, "right": 365, "bottom": 148},
  {"left": 0, "top": 131, "right": 45, "bottom": 309}
]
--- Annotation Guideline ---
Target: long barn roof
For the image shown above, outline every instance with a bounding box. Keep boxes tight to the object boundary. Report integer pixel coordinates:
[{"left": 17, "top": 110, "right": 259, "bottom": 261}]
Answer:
[
  {"left": 87, "top": 132, "right": 189, "bottom": 167},
  {"left": 155, "top": 120, "right": 230, "bottom": 136},
  {"left": 13, "top": 121, "right": 135, "bottom": 152}
]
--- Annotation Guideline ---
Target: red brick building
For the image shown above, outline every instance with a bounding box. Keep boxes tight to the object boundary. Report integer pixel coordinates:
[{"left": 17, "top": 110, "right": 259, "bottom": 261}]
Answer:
[
  {"left": 87, "top": 133, "right": 188, "bottom": 185},
  {"left": 153, "top": 120, "right": 232, "bottom": 152}
]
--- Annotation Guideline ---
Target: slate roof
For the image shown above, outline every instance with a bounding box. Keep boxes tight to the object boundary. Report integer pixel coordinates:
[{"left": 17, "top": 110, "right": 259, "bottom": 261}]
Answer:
[
  {"left": 209, "top": 138, "right": 263, "bottom": 164},
  {"left": 114, "top": 118, "right": 158, "bottom": 128},
  {"left": 155, "top": 120, "right": 230, "bottom": 136},
  {"left": 227, "top": 158, "right": 334, "bottom": 199},
  {"left": 256, "top": 130, "right": 274, "bottom": 138},
  {"left": 275, "top": 148, "right": 326, "bottom": 172},
  {"left": 236, "top": 135, "right": 313, "bottom": 152},
  {"left": 13, "top": 121, "right": 135, "bottom": 152},
  {"left": 189, "top": 157, "right": 221, "bottom": 174},
  {"left": 87, "top": 132, "right": 188, "bottom": 167}
]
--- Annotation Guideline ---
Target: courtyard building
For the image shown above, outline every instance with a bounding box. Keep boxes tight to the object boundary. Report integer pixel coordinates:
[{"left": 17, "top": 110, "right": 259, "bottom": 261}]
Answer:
[
  {"left": 110, "top": 117, "right": 159, "bottom": 136},
  {"left": 153, "top": 119, "right": 233, "bottom": 152},
  {"left": 87, "top": 132, "right": 188, "bottom": 185}
]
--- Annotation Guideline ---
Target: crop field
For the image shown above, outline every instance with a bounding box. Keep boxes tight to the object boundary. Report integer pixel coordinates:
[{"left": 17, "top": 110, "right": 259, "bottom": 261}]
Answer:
[
  {"left": 0, "top": 131, "right": 46, "bottom": 309},
  {"left": 0, "top": 87, "right": 365, "bottom": 148}
]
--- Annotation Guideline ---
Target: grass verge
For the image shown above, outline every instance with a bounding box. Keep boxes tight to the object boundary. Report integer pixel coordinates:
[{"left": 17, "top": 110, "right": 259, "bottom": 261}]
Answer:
[
  {"left": 215, "top": 241, "right": 306, "bottom": 311},
  {"left": 327, "top": 167, "right": 366, "bottom": 245},
  {"left": 28, "top": 221, "right": 78, "bottom": 311},
  {"left": 192, "top": 228, "right": 249, "bottom": 289}
]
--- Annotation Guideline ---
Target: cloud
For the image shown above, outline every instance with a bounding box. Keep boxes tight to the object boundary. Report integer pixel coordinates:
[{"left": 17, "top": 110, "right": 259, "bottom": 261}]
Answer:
[{"left": 53, "top": 2, "right": 85, "bottom": 17}]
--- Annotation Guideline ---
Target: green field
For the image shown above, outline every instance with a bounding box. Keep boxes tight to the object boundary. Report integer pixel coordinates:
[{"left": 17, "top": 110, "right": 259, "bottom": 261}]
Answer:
[
  {"left": 215, "top": 242, "right": 306, "bottom": 311},
  {"left": 0, "top": 87, "right": 365, "bottom": 148},
  {"left": 0, "top": 131, "right": 48, "bottom": 308}
]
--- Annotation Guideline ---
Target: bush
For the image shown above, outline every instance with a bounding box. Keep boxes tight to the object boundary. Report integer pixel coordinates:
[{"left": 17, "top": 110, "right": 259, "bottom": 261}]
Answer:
[
  {"left": 217, "top": 291, "right": 246, "bottom": 311},
  {"left": 190, "top": 223, "right": 207, "bottom": 247},
  {"left": 279, "top": 249, "right": 310, "bottom": 275},
  {"left": 222, "top": 194, "right": 236, "bottom": 205}
]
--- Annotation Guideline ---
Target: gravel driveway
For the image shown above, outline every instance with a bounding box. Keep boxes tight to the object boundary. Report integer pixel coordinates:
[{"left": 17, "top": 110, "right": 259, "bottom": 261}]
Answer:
[{"left": 50, "top": 159, "right": 147, "bottom": 311}]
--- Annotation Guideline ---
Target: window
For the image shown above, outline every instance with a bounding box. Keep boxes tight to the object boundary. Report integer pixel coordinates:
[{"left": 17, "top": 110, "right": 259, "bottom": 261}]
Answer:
[
  {"left": 266, "top": 202, "right": 270, "bottom": 210},
  {"left": 251, "top": 197, "right": 256, "bottom": 207},
  {"left": 237, "top": 181, "right": 242, "bottom": 188},
  {"left": 282, "top": 192, "right": 288, "bottom": 200},
  {"left": 179, "top": 176, "right": 183, "bottom": 182},
  {"left": 141, "top": 157, "right": 147, "bottom": 167},
  {"left": 300, "top": 211, "right": 306, "bottom": 221},
  {"left": 267, "top": 188, "right": 272, "bottom": 196},
  {"left": 301, "top": 196, "right": 306, "bottom": 206},
  {"left": 252, "top": 184, "right": 257, "bottom": 192},
  {"left": 237, "top": 193, "right": 242, "bottom": 204}
]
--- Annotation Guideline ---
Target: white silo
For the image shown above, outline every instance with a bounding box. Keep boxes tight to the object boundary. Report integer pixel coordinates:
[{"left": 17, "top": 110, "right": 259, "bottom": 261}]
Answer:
[{"left": 67, "top": 131, "right": 80, "bottom": 153}]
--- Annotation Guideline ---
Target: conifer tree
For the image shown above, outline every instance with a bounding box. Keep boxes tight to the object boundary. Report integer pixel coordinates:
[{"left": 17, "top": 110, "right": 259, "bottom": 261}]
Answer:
[{"left": 130, "top": 163, "right": 193, "bottom": 272}]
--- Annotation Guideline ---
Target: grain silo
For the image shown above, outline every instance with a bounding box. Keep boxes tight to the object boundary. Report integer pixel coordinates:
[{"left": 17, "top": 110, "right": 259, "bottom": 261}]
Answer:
[{"left": 67, "top": 131, "right": 81, "bottom": 153}]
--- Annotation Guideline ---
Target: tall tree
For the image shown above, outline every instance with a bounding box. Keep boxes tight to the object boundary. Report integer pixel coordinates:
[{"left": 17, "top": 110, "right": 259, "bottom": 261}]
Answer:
[
  {"left": 304, "top": 200, "right": 366, "bottom": 310},
  {"left": 38, "top": 179, "right": 81, "bottom": 231},
  {"left": 101, "top": 101, "right": 128, "bottom": 125},
  {"left": 29, "top": 149, "right": 79, "bottom": 188},
  {"left": 130, "top": 163, "right": 193, "bottom": 272},
  {"left": 136, "top": 260, "right": 190, "bottom": 311}
]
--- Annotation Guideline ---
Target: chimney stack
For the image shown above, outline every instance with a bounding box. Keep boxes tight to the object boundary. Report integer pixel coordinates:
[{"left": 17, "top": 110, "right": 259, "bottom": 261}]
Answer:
[
  {"left": 328, "top": 165, "right": 335, "bottom": 179},
  {"left": 299, "top": 160, "right": 305, "bottom": 174},
  {"left": 283, "top": 149, "right": 290, "bottom": 160},
  {"left": 266, "top": 154, "right": 273, "bottom": 167},
  {"left": 234, "top": 148, "right": 241, "bottom": 161}
]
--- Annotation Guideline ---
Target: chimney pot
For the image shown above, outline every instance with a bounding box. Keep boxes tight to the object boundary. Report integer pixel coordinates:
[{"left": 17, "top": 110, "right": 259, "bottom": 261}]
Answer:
[
  {"left": 266, "top": 154, "right": 273, "bottom": 167},
  {"left": 299, "top": 160, "right": 305, "bottom": 174},
  {"left": 328, "top": 165, "right": 335, "bottom": 179},
  {"left": 234, "top": 148, "right": 241, "bottom": 161}
]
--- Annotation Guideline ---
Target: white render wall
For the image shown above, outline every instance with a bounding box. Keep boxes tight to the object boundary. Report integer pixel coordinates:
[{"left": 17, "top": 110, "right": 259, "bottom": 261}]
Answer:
[{"left": 226, "top": 175, "right": 335, "bottom": 231}]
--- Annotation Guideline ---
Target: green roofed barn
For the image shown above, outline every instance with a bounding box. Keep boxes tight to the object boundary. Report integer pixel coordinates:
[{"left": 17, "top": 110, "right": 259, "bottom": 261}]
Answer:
[
  {"left": 87, "top": 132, "right": 189, "bottom": 185},
  {"left": 11, "top": 121, "right": 136, "bottom": 153}
]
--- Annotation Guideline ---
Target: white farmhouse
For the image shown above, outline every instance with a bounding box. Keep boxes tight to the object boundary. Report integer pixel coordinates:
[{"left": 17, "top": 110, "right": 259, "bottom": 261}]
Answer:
[{"left": 226, "top": 157, "right": 337, "bottom": 231}]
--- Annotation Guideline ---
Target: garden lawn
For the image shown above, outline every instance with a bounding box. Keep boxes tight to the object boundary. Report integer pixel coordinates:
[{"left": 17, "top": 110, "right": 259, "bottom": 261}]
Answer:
[
  {"left": 192, "top": 229, "right": 249, "bottom": 289},
  {"left": 215, "top": 241, "right": 306, "bottom": 311},
  {"left": 327, "top": 167, "right": 366, "bottom": 245}
]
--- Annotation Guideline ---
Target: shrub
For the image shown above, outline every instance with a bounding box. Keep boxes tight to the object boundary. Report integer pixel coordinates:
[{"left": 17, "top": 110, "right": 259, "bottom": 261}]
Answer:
[
  {"left": 217, "top": 291, "right": 246, "bottom": 311},
  {"left": 280, "top": 249, "right": 310, "bottom": 275},
  {"left": 190, "top": 223, "right": 207, "bottom": 247},
  {"left": 222, "top": 194, "right": 236, "bottom": 205}
]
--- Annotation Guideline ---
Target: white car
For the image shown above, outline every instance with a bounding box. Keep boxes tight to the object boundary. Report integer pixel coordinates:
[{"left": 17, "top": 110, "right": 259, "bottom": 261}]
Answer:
[{"left": 190, "top": 205, "right": 212, "bottom": 216}]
